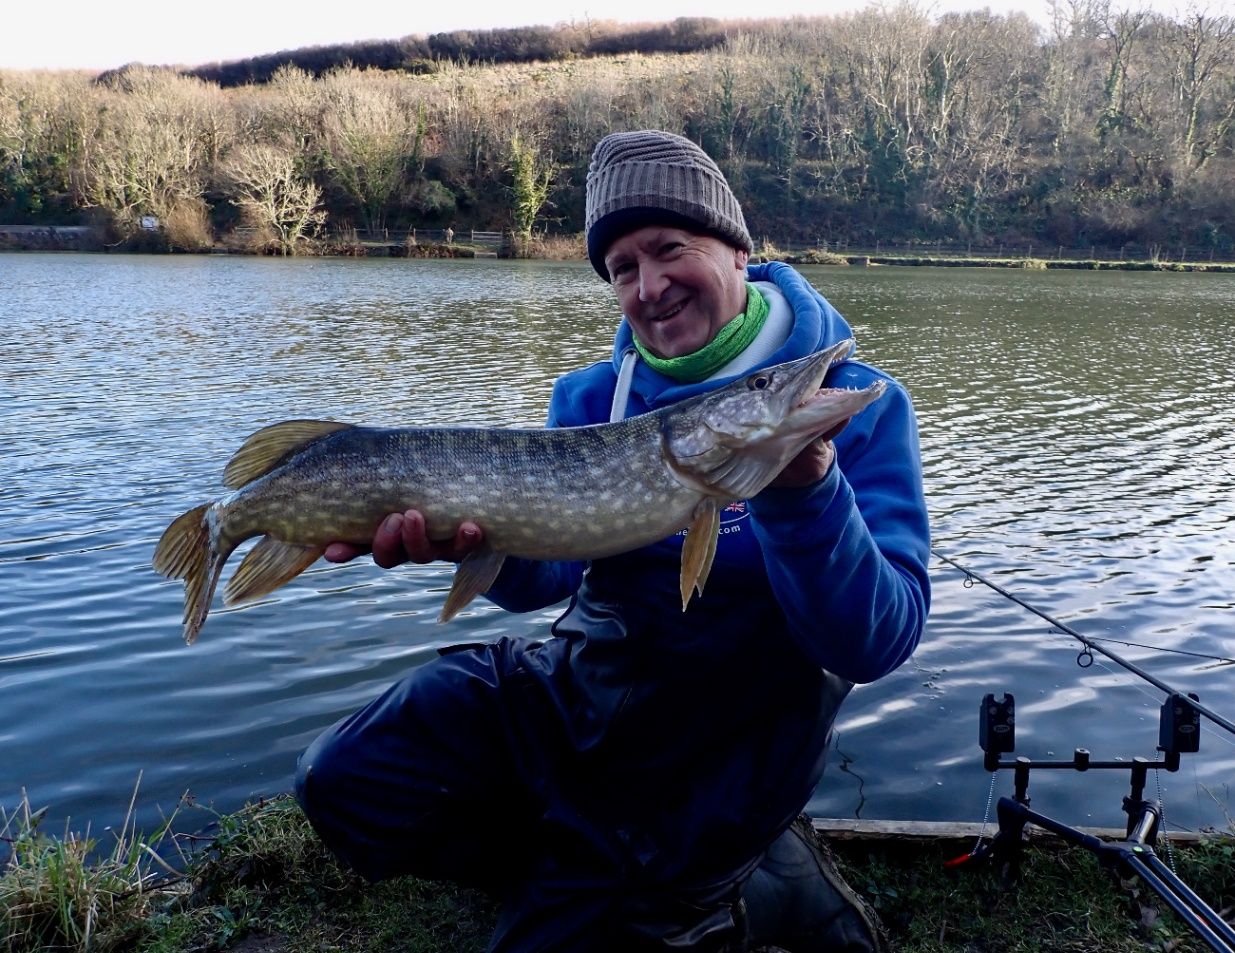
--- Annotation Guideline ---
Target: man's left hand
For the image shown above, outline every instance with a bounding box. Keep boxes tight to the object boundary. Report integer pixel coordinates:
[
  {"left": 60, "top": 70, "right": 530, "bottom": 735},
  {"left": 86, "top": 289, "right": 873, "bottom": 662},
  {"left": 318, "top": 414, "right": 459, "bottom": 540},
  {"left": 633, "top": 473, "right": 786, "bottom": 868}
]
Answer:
[
  {"left": 768, "top": 418, "right": 849, "bottom": 488},
  {"left": 769, "top": 437, "right": 835, "bottom": 488}
]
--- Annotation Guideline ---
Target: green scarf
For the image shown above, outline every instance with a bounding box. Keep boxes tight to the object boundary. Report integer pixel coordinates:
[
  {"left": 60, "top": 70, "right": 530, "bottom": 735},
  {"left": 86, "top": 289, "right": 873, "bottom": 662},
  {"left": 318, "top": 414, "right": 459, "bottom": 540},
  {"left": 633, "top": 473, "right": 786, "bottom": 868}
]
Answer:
[{"left": 633, "top": 283, "right": 769, "bottom": 383}]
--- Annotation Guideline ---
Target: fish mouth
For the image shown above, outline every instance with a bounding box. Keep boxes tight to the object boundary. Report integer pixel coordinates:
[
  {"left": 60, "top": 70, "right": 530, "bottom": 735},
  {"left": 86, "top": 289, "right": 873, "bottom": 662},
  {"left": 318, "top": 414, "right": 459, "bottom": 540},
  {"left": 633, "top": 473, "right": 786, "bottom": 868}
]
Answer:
[
  {"left": 784, "top": 339, "right": 855, "bottom": 408},
  {"left": 770, "top": 339, "right": 874, "bottom": 441}
]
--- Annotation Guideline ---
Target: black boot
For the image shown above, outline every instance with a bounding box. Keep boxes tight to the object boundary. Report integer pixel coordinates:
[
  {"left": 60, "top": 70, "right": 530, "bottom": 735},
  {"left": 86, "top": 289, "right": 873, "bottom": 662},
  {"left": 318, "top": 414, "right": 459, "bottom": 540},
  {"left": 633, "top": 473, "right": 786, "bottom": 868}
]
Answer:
[{"left": 738, "top": 815, "right": 887, "bottom": 953}]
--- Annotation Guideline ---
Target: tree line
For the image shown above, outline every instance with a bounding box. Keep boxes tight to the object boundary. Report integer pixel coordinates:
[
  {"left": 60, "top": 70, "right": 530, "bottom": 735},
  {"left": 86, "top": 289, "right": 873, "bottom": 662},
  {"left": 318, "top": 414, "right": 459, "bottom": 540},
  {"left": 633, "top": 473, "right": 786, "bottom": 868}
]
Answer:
[
  {"left": 179, "top": 17, "right": 732, "bottom": 87},
  {"left": 1, "top": 1, "right": 1232, "bottom": 257}
]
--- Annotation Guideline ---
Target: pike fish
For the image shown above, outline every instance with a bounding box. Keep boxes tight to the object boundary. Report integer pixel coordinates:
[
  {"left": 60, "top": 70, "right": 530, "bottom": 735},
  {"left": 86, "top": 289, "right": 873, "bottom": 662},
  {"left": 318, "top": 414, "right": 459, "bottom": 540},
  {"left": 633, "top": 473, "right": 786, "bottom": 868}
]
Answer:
[{"left": 154, "top": 340, "right": 885, "bottom": 643}]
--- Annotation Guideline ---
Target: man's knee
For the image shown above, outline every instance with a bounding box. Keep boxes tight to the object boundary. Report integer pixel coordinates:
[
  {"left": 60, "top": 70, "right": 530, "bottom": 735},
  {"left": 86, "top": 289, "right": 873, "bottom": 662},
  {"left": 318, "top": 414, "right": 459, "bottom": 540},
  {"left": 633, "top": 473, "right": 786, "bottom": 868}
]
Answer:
[{"left": 293, "top": 721, "right": 333, "bottom": 819}]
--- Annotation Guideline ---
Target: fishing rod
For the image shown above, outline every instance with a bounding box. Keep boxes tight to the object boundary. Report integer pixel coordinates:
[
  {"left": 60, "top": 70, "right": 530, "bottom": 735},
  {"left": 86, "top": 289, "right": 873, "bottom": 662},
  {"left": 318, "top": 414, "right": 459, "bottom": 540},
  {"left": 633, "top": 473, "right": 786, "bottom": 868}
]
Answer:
[
  {"left": 936, "top": 550, "right": 1235, "bottom": 950},
  {"left": 932, "top": 548, "right": 1235, "bottom": 738},
  {"left": 965, "top": 691, "right": 1235, "bottom": 953}
]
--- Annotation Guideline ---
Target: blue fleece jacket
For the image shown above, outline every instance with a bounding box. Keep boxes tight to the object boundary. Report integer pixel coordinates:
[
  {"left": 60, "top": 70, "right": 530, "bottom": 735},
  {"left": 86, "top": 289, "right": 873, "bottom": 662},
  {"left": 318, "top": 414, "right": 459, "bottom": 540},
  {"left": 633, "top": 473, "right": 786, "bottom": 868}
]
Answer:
[
  {"left": 488, "top": 260, "right": 930, "bottom": 679},
  {"left": 476, "top": 262, "right": 930, "bottom": 883}
]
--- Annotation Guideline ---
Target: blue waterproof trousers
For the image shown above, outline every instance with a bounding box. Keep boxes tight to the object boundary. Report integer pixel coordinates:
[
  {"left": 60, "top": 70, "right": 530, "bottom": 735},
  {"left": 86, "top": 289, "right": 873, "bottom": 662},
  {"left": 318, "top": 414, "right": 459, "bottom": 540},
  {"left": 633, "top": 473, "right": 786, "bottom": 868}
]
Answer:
[{"left": 295, "top": 633, "right": 850, "bottom": 952}]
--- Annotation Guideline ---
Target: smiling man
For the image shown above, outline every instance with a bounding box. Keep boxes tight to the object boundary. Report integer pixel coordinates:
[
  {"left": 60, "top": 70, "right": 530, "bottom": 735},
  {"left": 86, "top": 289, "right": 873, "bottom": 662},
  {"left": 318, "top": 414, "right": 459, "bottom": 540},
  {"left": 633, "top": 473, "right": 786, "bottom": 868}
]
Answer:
[{"left": 297, "top": 130, "right": 931, "bottom": 952}]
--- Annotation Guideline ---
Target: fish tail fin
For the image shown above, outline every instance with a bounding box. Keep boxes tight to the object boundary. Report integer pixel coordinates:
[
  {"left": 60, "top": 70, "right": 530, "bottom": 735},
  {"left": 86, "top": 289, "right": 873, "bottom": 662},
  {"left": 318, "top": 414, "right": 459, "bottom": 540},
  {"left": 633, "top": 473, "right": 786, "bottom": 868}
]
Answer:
[{"left": 153, "top": 503, "right": 227, "bottom": 645}]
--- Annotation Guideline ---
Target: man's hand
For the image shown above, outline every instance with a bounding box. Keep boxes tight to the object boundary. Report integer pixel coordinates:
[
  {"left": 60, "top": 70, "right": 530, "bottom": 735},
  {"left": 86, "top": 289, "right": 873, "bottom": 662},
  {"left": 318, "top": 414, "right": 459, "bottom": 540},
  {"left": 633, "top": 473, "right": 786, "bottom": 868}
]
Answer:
[
  {"left": 768, "top": 419, "right": 849, "bottom": 489},
  {"left": 769, "top": 437, "right": 835, "bottom": 488},
  {"left": 323, "top": 510, "right": 485, "bottom": 568}
]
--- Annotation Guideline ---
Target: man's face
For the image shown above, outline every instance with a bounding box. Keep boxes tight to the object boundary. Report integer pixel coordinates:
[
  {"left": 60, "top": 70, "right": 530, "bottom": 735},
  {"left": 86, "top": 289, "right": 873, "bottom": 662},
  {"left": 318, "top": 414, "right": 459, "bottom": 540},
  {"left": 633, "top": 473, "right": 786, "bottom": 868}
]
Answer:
[{"left": 604, "top": 225, "right": 749, "bottom": 359}]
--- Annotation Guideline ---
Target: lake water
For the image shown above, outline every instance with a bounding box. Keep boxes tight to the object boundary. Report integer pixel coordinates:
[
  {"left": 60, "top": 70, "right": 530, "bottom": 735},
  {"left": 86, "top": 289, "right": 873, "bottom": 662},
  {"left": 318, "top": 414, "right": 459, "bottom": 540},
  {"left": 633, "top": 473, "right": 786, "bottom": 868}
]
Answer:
[{"left": 3, "top": 253, "right": 1234, "bottom": 848}]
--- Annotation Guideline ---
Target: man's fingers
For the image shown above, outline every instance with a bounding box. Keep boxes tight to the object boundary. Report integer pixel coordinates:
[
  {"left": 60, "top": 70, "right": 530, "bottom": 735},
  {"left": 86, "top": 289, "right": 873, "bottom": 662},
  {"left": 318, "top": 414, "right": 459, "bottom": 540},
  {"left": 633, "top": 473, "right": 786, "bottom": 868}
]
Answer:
[
  {"left": 453, "top": 522, "right": 483, "bottom": 559},
  {"left": 337, "top": 511, "right": 486, "bottom": 568},
  {"left": 400, "top": 509, "right": 438, "bottom": 564},
  {"left": 819, "top": 418, "right": 850, "bottom": 443},
  {"left": 324, "top": 541, "right": 368, "bottom": 563},
  {"left": 373, "top": 512, "right": 410, "bottom": 568}
]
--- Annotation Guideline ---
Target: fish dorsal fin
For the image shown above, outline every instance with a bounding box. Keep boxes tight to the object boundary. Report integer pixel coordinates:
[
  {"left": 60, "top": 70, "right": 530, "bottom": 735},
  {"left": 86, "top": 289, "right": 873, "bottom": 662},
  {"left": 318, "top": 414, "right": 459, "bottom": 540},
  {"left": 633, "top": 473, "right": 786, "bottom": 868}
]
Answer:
[{"left": 223, "top": 420, "right": 353, "bottom": 489}]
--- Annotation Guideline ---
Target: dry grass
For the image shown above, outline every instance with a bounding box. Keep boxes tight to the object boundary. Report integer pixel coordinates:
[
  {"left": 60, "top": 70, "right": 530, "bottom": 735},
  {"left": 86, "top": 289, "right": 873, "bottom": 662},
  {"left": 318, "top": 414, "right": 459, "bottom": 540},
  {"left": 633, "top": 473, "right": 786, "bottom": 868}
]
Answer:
[
  {"left": 0, "top": 778, "right": 185, "bottom": 953},
  {"left": 524, "top": 232, "right": 585, "bottom": 260}
]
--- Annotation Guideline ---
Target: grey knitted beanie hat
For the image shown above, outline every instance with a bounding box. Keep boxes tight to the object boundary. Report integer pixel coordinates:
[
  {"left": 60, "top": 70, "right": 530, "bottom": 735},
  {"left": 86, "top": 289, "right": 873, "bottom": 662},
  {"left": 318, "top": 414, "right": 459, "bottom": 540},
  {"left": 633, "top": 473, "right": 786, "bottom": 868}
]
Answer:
[{"left": 585, "top": 129, "right": 752, "bottom": 280}]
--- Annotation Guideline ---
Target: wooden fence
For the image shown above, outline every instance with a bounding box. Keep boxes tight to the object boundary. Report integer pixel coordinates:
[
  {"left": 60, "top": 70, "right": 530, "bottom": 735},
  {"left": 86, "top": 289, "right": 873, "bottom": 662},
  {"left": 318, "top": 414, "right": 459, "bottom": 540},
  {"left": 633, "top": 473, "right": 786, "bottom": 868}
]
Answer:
[
  {"left": 765, "top": 236, "right": 1235, "bottom": 264},
  {"left": 335, "top": 227, "right": 507, "bottom": 248}
]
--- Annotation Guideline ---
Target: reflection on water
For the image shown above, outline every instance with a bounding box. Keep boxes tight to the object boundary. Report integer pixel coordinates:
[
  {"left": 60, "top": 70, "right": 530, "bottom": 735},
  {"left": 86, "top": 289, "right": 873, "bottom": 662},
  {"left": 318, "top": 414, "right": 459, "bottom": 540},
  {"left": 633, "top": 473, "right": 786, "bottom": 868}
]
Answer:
[{"left": 2, "top": 254, "right": 1233, "bottom": 840}]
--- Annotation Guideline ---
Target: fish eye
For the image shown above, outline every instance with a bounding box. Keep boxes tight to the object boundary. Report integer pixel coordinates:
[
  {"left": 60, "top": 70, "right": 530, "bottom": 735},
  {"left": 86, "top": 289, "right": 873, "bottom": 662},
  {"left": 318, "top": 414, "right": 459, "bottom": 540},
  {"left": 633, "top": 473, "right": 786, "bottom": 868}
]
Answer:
[{"left": 749, "top": 373, "right": 771, "bottom": 390}]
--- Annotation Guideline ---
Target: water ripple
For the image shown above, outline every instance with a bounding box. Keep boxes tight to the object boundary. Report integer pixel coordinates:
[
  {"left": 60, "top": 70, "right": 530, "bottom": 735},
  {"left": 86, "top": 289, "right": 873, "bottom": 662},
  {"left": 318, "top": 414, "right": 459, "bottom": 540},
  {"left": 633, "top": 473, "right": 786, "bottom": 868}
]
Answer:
[{"left": 4, "top": 255, "right": 1234, "bottom": 839}]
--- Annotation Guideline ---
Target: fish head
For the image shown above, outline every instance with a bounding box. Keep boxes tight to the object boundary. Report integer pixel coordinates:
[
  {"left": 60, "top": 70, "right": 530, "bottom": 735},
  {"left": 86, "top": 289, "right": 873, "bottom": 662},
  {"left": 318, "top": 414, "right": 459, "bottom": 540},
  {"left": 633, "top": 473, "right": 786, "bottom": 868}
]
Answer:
[{"left": 662, "top": 339, "right": 887, "bottom": 499}]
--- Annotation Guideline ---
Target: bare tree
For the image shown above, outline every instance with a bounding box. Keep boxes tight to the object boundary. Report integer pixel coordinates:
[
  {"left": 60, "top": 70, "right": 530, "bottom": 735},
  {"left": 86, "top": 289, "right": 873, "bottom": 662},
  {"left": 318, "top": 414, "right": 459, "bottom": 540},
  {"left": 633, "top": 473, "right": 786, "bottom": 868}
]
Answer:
[
  {"left": 1044, "top": 0, "right": 1108, "bottom": 153},
  {"left": 925, "top": 13, "right": 1041, "bottom": 236},
  {"left": 319, "top": 69, "right": 419, "bottom": 232},
  {"left": 832, "top": 3, "right": 935, "bottom": 181},
  {"left": 1096, "top": 6, "right": 1151, "bottom": 138},
  {"left": 1157, "top": 7, "right": 1235, "bottom": 171},
  {"left": 72, "top": 67, "right": 222, "bottom": 238},
  {"left": 0, "top": 74, "right": 29, "bottom": 200},
  {"left": 221, "top": 142, "right": 326, "bottom": 254}
]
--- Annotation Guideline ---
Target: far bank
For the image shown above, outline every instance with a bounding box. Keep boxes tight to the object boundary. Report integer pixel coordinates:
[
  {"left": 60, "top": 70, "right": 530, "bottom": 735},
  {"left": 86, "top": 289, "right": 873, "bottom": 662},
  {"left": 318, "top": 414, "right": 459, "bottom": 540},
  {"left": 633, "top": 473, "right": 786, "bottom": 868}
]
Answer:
[{"left": 3, "top": 225, "right": 1233, "bottom": 274}]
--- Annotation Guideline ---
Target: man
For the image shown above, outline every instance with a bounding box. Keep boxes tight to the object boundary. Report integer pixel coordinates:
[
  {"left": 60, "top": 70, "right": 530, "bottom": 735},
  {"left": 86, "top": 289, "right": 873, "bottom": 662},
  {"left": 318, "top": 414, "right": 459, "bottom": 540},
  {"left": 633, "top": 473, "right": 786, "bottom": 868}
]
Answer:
[{"left": 298, "top": 130, "right": 931, "bottom": 952}]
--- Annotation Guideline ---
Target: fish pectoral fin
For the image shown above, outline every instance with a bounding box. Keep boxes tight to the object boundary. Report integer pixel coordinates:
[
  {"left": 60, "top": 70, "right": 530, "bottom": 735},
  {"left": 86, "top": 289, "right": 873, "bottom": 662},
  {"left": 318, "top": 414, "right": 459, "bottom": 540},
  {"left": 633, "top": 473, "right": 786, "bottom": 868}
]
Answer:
[
  {"left": 439, "top": 545, "right": 507, "bottom": 623},
  {"left": 223, "top": 420, "right": 353, "bottom": 489},
  {"left": 680, "top": 498, "right": 721, "bottom": 611},
  {"left": 223, "top": 537, "right": 324, "bottom": 606},
  {"left": 665, "top": 436, "right": 785, "bottom": 501},
  {"left": 709, "top": 453, "right": 786, "bottom": 501}
]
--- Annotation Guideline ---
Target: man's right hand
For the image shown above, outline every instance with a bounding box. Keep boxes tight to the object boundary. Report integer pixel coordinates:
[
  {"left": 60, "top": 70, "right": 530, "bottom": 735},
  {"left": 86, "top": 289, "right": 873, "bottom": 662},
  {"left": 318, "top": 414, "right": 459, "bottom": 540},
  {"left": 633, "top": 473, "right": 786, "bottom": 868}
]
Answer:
[{"left": 324, "top": 510, "right": 485, "bottom": 568}]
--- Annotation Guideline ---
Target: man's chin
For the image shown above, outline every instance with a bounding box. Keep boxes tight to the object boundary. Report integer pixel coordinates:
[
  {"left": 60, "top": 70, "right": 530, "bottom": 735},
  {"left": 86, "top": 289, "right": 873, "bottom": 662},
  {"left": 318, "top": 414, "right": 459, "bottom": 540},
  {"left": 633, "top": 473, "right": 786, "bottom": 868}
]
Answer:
[{"left": 645, "top": 321, "right": 706, "bottom": 359}]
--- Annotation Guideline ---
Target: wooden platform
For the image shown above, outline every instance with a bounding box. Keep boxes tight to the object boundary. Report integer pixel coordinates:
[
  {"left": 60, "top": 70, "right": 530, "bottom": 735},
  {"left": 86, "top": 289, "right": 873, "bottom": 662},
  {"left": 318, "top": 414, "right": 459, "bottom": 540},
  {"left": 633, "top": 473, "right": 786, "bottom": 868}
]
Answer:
[{"left": 812, "top": 817, "right": 1213, "bottom": 844}]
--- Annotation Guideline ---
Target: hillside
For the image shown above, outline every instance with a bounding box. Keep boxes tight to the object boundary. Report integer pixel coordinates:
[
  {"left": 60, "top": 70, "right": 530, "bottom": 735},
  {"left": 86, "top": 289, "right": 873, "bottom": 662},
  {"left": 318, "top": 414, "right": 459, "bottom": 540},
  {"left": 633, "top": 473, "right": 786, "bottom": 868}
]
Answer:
[{"left": 1, "top": 7, "right": 1232, "bottom": 256}]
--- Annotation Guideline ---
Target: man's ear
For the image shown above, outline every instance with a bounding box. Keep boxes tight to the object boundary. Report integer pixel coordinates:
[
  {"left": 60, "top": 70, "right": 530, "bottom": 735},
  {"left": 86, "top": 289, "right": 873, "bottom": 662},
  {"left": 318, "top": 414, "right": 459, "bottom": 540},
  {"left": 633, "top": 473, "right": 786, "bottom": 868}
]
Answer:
[{"left": 734, "top": 247, "right": 749, "bottom": 270}]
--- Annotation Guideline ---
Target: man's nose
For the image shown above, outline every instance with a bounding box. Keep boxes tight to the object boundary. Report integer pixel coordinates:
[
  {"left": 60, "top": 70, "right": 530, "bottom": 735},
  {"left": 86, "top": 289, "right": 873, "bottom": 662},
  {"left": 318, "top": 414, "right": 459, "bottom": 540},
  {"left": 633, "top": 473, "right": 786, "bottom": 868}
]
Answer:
[{"left": 638, "top": 263, "right": 669, "bottom": 302}]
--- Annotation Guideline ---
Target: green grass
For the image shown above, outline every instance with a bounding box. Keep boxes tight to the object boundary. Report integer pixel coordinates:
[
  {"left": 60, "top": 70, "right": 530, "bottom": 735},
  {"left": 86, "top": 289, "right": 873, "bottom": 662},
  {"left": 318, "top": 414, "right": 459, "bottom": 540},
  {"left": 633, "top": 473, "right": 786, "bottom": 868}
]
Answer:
[
  {"left": 3, "top": 792, "right": 1232, "bottom": 952},
  {"left": 833, "top": 835, "right": 1235, "bottom": 952},
  {"left": 832, "top": 254, "right": 1235, "bottom": 272},
  {"left": 1, "top": 779, "right": 184, "bottom": 953},
  {"left": 163, "top": 796, "right": 495, "bottom": 953}
]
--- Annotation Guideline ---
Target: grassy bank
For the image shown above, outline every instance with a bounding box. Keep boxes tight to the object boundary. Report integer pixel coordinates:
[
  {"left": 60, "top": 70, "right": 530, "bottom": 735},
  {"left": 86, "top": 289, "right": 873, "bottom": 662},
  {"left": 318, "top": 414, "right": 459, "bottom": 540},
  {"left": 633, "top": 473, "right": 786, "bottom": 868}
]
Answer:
[
  {"left": 831, "top": 254, "right": 1235, "bottom": 273},
  {"left": 7, "top": 228, "right": 1235, "bottom": 274},
  {"left": 4, "top": 793, "right": 1233, "bottom": 952}
]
